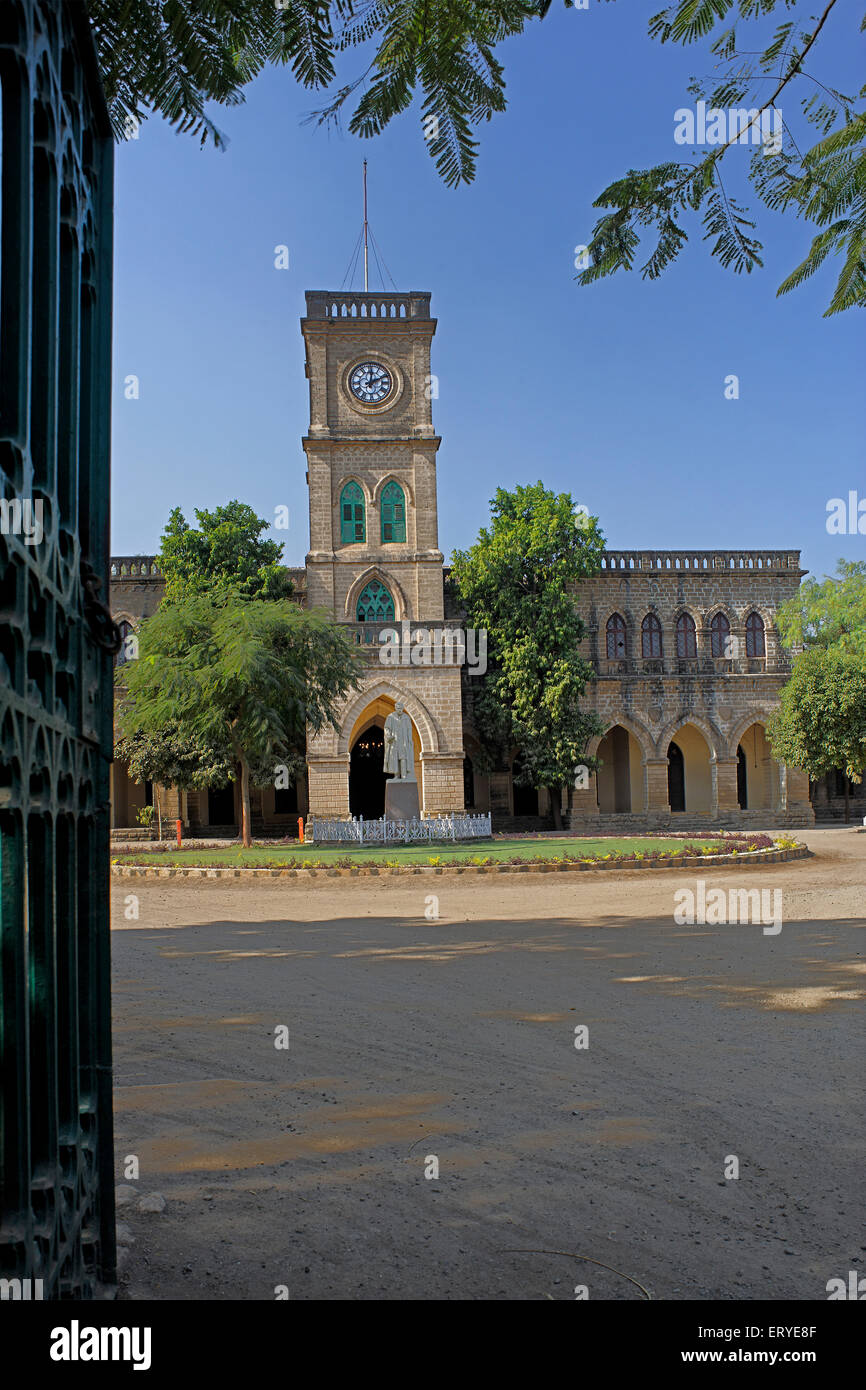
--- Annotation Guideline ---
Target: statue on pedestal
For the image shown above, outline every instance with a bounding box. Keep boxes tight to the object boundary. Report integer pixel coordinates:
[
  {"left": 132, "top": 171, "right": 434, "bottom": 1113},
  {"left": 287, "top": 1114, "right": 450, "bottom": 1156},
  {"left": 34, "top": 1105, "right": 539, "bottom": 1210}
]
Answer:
[{"left": 383, "top": 701, "right": 415, "bottom": 781}]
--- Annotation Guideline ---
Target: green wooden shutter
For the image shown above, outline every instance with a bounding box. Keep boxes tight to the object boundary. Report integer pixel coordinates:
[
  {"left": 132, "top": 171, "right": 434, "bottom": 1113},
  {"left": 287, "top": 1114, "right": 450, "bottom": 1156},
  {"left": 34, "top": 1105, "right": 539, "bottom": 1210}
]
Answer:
[
  {"left": 380, "top": 482, "right": 406, "bottom": 544},
  {"left": 340, "top": 482, "right": 365, "bottom": 543}
]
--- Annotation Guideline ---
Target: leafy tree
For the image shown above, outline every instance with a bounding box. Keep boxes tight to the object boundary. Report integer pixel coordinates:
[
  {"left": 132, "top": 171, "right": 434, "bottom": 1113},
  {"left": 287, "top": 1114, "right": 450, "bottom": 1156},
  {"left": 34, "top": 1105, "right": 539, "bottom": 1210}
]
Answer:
[
  {"left": 451, "top": 483, "right": 605, "bottom": 828},
  {"left": 774, "top": 559, "right": 866, "bottom": 657},
  {"left": 768, "top": 649, "right": 866, "bottom": 798},
  {"left": 769, "top": 560, "right": 866, "bottom": 818},
  {"left": 578, "top": 0, "right": 865, "bottom": 315},
  {"left": 115, "top": 501, "right": 297, "bottom": 827},
  {"left": 113, "top": 727, "right": 238, "bottom": 836},
  {"left": 118, "top": 589, "right": 363, "bottom": 845},
  {"left": 86, "top": 1, "right": 863, "bottom": 308},
  {"left": 158, "top": 501, "right": 291, "bottom": 602}
]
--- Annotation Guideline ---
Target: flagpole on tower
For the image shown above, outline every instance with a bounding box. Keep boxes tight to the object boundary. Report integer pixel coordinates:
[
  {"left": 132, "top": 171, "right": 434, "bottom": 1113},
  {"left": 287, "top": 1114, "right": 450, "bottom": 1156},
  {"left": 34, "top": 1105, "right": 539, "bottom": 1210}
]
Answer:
[{"left": 363, "top": 159, "right": 369, "bottom": 292}]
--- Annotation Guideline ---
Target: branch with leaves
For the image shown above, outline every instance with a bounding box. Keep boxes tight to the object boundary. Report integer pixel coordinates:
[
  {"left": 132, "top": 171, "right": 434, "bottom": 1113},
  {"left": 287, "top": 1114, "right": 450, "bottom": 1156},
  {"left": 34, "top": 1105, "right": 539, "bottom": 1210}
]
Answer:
[
  {"left": 87, "top": 0, "right": 863, "bottom": 307},
  {"left": 578, "top": 0, "right": 864, "bottom": 315}
]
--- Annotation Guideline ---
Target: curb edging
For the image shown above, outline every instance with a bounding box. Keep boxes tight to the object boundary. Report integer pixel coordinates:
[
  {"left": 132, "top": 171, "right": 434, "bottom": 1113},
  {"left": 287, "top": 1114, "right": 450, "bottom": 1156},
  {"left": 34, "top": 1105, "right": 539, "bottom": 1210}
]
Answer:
[{"left": 110, "top": 844, "right": 811, "bottom": 882}]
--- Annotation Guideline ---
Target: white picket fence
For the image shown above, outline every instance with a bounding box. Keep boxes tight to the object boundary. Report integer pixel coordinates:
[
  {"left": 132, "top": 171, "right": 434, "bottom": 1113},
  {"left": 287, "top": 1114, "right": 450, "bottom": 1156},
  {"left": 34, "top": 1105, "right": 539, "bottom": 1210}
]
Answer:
[{"left": 306, "top": 812, "right": 492, "bottom": 844}]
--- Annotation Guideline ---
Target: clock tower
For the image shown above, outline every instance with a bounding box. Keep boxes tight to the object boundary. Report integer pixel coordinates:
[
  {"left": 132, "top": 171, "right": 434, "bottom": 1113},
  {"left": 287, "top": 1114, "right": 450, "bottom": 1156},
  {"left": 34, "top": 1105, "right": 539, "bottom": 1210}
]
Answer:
[{"left": 301, "top": 290, "right": 465, "bottom": 820}]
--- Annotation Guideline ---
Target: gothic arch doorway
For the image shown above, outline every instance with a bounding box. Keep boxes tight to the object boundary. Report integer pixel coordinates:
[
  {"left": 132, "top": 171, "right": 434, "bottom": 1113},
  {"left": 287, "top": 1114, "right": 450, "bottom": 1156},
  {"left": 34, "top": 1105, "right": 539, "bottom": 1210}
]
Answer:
[
  {"left": 667, "top": 724, "right": 712, "bottom": 813},
  {"left": 737, "top": 746, "right": 748, "bottom": 809},
  {"left": 596, "top": 725, "right": 644, "bottom": 813},
  {"left": 350, "top": 725, "right": 386, "bottom": 818},
  {"left": 737, "top": 723, "right": 774, "bottom": 811},
  {"left": 668, "top": 741, "right": 685, "bottom": 813}
]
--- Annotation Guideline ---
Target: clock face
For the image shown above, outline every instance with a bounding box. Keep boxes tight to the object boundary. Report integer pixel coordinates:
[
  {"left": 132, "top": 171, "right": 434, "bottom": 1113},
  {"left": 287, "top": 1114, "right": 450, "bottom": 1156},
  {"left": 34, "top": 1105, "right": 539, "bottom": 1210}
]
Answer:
[{"left": 349, "top": 361, "right": 393, "bottom": 404}]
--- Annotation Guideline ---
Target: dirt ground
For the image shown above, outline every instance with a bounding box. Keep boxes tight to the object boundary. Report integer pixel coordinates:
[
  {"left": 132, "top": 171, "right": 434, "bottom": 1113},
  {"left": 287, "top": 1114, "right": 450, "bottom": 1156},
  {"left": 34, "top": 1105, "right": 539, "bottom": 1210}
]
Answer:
[{"left": 110, "top": 826, "right": 864, "bottom": 1301}]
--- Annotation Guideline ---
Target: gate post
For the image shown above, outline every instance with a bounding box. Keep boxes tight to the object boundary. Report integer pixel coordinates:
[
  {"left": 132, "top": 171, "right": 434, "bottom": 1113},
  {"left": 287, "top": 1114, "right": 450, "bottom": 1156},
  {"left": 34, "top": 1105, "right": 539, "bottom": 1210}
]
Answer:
[{"left": 0, "top": 0, "right": 118, "bottom": 1298}]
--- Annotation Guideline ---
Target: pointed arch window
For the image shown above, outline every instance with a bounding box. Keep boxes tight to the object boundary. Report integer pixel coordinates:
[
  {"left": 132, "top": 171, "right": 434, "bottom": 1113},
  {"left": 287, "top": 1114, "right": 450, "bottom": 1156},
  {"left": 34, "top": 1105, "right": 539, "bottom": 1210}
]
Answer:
[
  {"left": 710, "top": 611, "right": 731, "bottom": 658},
  {"left": 676, "top": 613, "right": 697, "bottom": 659},
  {"left": 606, "top": 613, "right": 628, "bottom": 659},
  {"left": 356, "top": 580, "right": 394, "bottom": 622},
  {"left": 114, "top": 619, "right": 135, "bottom": 668},
  {"left": 340, "top": 482, "right": 365, "bottom": 544},
  {"left": 641, "top": 613, "right": 663, "bottom": 659},
  {"left": 745, "top": 611, "right": 765, "bottom": 658},
  {"left": 380, "top": 481, "right": 406, "bottom": 543}
]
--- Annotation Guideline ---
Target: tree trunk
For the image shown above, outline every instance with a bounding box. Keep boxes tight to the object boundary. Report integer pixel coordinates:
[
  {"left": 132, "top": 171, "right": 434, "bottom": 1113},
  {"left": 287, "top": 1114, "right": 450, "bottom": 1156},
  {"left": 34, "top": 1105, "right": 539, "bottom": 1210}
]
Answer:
[
  {"left": 240, "top": 757, "right": 252, "bottom": 847},
  {"left": 155, "top": 786, "right": 162, "bottom": 841},
  {"left": 844, "top": 777, "right": 850, "bottom": 824},
  {"left": 548, "top": 785, "right": 563, "bottom": 831}
]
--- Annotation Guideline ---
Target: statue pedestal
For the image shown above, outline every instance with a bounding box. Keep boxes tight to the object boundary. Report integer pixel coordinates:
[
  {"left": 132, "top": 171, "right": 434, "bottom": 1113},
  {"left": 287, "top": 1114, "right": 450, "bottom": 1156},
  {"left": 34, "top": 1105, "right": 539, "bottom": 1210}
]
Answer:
[{"left": 384, "top": 778, "right": 420, "bottom": 822}]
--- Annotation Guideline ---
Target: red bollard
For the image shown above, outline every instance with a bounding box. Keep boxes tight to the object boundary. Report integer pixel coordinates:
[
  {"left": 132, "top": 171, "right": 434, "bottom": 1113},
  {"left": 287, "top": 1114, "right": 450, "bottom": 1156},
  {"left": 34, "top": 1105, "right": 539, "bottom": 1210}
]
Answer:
[
  {"left": 176, "top": 819, "right": 182, "bottom": 848},
  {"left": 298, "top": 816, "right": 304, "bottom": 844}
]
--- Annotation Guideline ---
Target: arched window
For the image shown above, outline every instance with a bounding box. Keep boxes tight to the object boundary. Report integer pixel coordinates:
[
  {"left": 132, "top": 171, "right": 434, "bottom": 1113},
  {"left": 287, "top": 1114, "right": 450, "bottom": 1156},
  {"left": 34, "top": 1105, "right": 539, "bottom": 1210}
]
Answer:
[
  {"left": 340, "top": 482, "right": 365, "bottom": 544},
  {"left": 356, "top": 580, "right": 394, "bottom": 622},
  {"left": 676, "top": 613, "right": 697, "bottom": 659},
  {"left": 745, "top": 611, "right": 765, "bottom": 658},
  {"left": 606, "top": 613, "right": 628, "bottom": 659},
  {"left": 710, "top": 611, "right": 731, "bottom": 658},
  {"left": 641, "top": 612, "right": 663, "bottom": 659},
  {"left": 380, "top": 481, "right": 406, "bottom": 543},
  {"left": 114, "top": 619, "right": 134, "bottom": 667}
]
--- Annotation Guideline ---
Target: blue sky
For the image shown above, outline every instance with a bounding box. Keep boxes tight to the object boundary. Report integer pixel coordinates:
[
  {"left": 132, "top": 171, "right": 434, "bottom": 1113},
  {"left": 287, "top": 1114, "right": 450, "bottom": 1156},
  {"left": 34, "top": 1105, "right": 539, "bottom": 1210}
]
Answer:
[{"left": 110, "top": 2, "right": 864, "bottom": 583}]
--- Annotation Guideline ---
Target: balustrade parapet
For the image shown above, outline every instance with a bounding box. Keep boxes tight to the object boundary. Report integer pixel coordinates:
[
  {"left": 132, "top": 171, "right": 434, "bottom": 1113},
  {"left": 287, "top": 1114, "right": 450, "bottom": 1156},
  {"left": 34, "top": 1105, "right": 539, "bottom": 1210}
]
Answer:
[
  {"left": 109, "top": 555, "right": 162, "bottom": 579},
  {"left": 594, "top": 656, "right": 791, "bottom": 679},
  {"left": 597, "top": 550, "right": 803, "bottom": 574},
  {"left": 304, "top": 290, "right": 432, "bottom": 323}
]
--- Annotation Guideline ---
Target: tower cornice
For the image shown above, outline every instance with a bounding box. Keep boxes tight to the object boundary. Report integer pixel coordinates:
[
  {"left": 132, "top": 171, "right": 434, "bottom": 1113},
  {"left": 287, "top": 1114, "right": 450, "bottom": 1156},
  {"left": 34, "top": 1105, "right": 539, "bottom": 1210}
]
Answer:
[{"left": 302, "top": 435, "right": 441, "bottom": 449}]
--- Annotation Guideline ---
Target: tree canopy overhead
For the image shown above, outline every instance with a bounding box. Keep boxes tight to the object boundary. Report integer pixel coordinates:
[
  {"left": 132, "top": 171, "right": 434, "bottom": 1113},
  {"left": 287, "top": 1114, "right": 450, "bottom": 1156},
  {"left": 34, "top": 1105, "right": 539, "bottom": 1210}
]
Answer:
[
  {"left": 87, "top": 0, "right": 864, "bottom": 311},
  {"left": 578, "top": 0, "right": 865, "bottom": 315}
]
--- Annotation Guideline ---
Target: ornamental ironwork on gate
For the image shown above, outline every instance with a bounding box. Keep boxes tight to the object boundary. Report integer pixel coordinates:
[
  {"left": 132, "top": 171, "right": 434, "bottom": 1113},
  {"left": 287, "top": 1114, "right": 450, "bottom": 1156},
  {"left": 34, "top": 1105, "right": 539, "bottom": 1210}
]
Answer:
[{"left": 0, "top": 0, "right": 118, "bottom": 1298}]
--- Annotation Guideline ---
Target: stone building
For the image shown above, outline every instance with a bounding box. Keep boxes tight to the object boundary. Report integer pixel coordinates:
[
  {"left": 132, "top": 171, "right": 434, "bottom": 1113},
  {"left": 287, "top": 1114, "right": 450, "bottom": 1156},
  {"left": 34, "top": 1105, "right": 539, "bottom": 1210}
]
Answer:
[{"left": 110, "top": 288, "right": 843, "bottom": 835}]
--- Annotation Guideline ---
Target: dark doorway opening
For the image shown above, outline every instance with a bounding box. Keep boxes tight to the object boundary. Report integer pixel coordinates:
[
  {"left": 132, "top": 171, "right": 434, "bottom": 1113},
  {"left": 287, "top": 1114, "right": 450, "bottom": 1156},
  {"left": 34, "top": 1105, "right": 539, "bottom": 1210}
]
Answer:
[
  {"left": 668, "top": 742, "right": 685, "bottom": 812},
  {"left": 463, "top": 756, "right": 474, "bottom": 809},
  {"left": 274, "top": 782, "right": 298, "bottom": 814},
  {"left": 737, "top": 746, "right": 748, "bottom": 809},
  {"left": 512, "top": 755, "right": 539, "bottom": 816},
  {"left": 208, "top": 783, "right": 236, "bottom": 825},
  {"left": 350, "top": 726, "right": 386, "bottom": 818}
]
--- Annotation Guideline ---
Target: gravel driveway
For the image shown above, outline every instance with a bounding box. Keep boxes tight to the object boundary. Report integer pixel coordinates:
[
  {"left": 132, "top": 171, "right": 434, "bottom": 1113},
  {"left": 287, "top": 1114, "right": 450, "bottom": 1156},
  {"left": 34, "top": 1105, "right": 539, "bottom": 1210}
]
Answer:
[{"left": 110, "top": 827, "right": 864, "bottom": 1301}]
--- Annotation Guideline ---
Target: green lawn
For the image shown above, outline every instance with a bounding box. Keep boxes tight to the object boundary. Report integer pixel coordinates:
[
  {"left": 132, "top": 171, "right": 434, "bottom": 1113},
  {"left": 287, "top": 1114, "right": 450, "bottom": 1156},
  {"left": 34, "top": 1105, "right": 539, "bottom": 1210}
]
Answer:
[{"left": 111, "top": 835, "right": 730, "bottom": 869}]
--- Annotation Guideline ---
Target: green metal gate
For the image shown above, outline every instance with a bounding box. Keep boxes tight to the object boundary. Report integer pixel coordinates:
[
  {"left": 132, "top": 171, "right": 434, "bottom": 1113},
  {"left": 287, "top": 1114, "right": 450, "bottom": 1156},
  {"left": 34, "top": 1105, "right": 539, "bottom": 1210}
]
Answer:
[{"left": 1, "top": 0, "right": 118, "bottom": 1297}]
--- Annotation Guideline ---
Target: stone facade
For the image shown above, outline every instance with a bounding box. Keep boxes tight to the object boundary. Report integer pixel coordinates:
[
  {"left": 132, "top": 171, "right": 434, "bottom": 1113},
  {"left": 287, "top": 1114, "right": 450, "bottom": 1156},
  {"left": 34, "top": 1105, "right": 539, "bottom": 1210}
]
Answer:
[
  {"left": 108, "top": 288, "right": 826, "bottom": 834},
  {"left": 300, "top": 290, "right": 464, "bottom": 820},
  {"left": 470, "top": 550, "right": 814, "bottom": 831}
]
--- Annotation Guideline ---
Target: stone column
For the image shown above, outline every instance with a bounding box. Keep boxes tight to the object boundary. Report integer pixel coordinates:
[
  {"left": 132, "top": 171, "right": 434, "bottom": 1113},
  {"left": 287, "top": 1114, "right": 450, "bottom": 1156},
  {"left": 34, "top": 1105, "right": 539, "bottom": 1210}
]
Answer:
[
  {"left": 156, "top": 784, "right": 183, "bottom": 835},
  {"left": 713, "top": 757, "right": 741, "bottom": 815},
  {"left": 644, "top": 758, "right": 671, "bottom": 819},
  {"left": 420, "top": 755, "right": 465, "bottom": 814},
  {"left": 307, "top": 757, "right": 350, "bottom": 819},
  {"left": 488, "top": 771, "right": 511, "bottom": 817},
  {"left": 568, "top": 774, "right": 599, "bottom": 829},
  {"left": 785, "top": 765, "right": 814, "bottom": 823}
]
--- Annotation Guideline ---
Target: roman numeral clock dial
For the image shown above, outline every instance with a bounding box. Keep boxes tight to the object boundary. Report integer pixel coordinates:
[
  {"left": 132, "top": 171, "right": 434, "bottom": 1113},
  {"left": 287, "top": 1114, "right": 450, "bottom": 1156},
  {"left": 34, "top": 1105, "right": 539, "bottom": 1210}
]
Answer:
[{"left": 349, "top": 361, "right": 392, "bottom": 404}]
